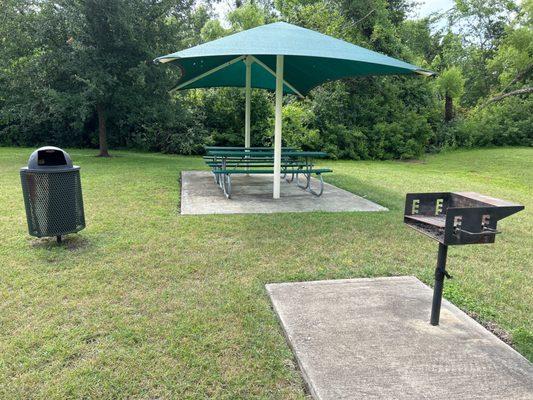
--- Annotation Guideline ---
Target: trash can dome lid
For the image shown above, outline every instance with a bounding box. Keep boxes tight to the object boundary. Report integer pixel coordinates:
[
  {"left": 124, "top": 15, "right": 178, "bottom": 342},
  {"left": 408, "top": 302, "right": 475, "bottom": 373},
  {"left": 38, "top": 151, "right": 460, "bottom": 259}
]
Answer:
[{"left": 27, "top": 146, "right": 74, "bottom": 170}]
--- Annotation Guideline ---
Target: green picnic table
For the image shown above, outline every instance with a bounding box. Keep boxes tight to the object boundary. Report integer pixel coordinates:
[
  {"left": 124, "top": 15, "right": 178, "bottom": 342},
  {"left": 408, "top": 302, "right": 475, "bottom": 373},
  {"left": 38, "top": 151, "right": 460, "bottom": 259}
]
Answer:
[{"left": 204, "top": 148, "right": 332, "bottom": 198}]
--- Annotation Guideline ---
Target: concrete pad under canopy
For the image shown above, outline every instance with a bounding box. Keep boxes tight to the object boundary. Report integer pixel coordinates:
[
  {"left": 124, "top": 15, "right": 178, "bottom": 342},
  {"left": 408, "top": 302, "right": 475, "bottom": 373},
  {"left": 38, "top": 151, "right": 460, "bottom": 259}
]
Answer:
[{"left": 180, "top": 171, "right": 387, "bottom": 215}]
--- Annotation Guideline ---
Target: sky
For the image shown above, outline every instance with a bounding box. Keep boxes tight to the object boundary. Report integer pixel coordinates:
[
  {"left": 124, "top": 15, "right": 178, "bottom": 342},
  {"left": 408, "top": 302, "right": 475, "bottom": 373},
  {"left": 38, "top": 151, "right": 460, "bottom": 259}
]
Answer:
[
  {"left": 212, "top": 0, "right": 456, "bottom": 21},
  {"left": 411, "top": 0, "right": 455, "bottom": 19}
]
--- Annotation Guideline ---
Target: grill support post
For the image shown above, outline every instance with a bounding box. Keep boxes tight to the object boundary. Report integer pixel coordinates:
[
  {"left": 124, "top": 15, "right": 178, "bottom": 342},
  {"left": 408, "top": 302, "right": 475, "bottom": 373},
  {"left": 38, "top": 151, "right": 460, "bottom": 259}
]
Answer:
[{"left": 430, "top": 243, "right": 448, "bottom": 326}]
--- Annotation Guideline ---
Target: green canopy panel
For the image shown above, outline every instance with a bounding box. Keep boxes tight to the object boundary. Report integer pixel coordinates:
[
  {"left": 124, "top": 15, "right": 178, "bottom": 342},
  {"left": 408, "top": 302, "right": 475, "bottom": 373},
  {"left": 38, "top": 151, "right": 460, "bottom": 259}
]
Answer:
[
  {"left": 176, "top": 56, "right": 296, "bottom": 94},
  {"left": 155, "top": 22, "right": 434, "bottom": 95}
]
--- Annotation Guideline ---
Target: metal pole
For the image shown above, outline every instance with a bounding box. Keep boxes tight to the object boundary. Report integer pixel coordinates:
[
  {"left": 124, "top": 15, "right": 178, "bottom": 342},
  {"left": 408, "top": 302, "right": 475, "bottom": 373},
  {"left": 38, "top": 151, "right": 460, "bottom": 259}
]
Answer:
[
  {"left": 430, "top": 243, "right": 448, "bottom": 325},
  {"left": 245, "top": 56, "right": 252, "bottom": 148},
  {"left": 273, "top": 55, "right": 284, "bottom": 199},
  {"left": 57, "top": 235, "right": 62, "bottom": 244}
]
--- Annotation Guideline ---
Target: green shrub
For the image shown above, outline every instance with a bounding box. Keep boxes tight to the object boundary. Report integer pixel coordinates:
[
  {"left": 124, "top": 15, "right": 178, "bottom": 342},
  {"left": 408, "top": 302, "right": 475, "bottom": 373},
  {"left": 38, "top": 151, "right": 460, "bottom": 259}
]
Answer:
[
  {"left": 467, "top": 97, "right": 533, "bottom": 147},
  {"left": 282, "top": 103, "right": 321, "bottom": 150},
  {"left": 321, "top": 124, "right": 369, "bottom": 159},
  {"left": 369, "top": 112, "right": 432, "bottom": 159},
  {"left": 432, "top": 96, "right": 533, "bottom": 150}
]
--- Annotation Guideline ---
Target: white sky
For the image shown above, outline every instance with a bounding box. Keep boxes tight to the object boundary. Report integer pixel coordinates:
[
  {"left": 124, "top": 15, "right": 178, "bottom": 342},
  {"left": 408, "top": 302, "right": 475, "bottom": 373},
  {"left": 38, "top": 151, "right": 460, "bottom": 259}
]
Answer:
[
  {"left": 212, "top": 0, "right": 456, "bottom": 21},
  {"left": 411, "top": 0, "right": 455, "bottom": 19}
]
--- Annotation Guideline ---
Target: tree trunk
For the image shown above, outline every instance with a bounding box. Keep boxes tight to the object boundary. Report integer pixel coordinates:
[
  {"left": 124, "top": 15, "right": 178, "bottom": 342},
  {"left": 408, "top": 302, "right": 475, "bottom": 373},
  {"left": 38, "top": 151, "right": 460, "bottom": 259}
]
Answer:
[
  {"left": 96, "top": 103, "right": 110, "bottom": 157},
  {"left": 444, "top": 93, "right": 453, "bottom": 122}
]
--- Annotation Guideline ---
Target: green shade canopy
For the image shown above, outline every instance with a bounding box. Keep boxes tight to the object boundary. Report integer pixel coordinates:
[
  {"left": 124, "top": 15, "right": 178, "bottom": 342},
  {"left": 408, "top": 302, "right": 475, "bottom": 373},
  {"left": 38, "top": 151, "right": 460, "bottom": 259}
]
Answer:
[
  {"left": 155, "top": 21, "right": 434, "bottom": 199},
  {"left": 154, "top": 22, "right": 433, "bottom": 96}
]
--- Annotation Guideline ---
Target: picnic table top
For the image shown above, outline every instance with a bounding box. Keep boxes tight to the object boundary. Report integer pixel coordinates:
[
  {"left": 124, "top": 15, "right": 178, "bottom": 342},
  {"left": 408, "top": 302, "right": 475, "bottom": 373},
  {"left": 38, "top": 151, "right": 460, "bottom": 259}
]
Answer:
[{"left": 206, "top": 150, "right": 328, "bottom": 158}]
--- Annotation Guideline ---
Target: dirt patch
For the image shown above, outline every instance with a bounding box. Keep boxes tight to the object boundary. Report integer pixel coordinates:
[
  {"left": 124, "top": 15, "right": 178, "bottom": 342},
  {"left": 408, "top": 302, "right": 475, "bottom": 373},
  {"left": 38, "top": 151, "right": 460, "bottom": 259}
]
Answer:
[
  {"left": 395, "top": 159, "right": 427, "bottom": 164},
  {"left": 467, "top": 311, "right": 513, "bottom": 346},
  {"left": 30, "top": 234, "right": 90, "bottom": 251}
]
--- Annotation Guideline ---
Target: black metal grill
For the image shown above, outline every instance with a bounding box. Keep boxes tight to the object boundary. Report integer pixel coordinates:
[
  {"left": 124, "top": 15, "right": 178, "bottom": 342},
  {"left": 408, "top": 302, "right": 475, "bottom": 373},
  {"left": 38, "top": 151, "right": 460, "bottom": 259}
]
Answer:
[
  {"left": 20, "top": 147, "right": 85, "bottom": 242},
  {"left": 404, "top": 192, "right": 524, "bottom": 325}
]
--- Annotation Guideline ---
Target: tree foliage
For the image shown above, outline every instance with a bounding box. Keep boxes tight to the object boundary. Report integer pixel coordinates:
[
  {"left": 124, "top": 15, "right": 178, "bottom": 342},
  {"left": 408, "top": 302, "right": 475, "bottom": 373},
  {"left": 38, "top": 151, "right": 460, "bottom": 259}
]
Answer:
[
  {"left": 0, "top": 0, "right": 530, "bottom": 159},
  {"left": 0, "top": 0, "right": 199, "bottom": 154},
  {"left": 435, "top": 67, "right": 465, "bottom": 121}
]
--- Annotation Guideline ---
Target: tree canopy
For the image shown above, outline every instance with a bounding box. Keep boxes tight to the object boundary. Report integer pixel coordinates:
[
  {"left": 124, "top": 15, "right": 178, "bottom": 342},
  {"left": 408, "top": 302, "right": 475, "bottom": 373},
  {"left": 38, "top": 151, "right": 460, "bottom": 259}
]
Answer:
[{"left": 1, "top": 0, "right": 531, "bottom": 158}]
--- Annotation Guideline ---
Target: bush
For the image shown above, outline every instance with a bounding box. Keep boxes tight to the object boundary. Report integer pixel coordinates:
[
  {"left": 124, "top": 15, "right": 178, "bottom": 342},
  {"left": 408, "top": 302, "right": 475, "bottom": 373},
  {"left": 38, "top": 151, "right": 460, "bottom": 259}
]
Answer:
[
  {"left": 282, "top": 103, "right": 321, "bottom": 150},
  {"left": 429, "top": 117, "right": 473, "bottom": 151},
  {"left": 366, "top": 111, "right": 432, "bottom": 159},
  {"left": 321, "top": 124, "right": 369, "bottom": 159},
  {"left": 431, "top": 96, "right": 533, "bottom": 150},
  {"left": 189, "top": 88, "right": 274, "bottom": 148},
  {"left": 467, "top": 97, "right": 533, "bottom": 147}
]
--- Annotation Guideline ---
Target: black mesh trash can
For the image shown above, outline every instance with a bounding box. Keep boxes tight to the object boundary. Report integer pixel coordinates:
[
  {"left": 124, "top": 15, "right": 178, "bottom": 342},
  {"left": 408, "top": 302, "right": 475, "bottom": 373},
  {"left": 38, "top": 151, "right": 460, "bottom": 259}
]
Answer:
[{"left": 20, "top": 146, "right": 85, "bottom": 242}]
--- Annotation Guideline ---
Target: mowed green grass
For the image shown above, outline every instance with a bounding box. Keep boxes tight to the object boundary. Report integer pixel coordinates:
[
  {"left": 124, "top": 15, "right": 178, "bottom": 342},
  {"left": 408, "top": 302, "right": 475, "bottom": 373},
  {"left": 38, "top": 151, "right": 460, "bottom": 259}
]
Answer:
[{"left": 0, "top": 147, "right": 531, "bottom": 399}]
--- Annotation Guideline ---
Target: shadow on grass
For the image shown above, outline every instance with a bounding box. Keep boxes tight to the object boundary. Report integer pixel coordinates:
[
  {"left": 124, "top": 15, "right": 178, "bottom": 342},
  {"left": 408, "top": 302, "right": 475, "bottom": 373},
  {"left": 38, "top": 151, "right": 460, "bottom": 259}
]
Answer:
[
  {"left": 327, "top": 172, "right": 407, "bottom": 211},
  {"left": 30, "top": 234, "right": 91, "bottom": 251}
]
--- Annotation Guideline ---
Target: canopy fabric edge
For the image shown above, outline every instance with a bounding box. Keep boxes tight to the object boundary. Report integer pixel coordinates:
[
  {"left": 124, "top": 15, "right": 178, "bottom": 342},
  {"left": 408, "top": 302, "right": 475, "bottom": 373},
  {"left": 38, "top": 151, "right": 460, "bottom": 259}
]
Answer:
[
  {"left": 415, "top": 69, "right": 436, "bottom": 77},
  {"left": 159, "top": 54, "right": 434, "bottom": 96},
  {"left": 154, "top": 53, "right": 430, "bottom": 73}
]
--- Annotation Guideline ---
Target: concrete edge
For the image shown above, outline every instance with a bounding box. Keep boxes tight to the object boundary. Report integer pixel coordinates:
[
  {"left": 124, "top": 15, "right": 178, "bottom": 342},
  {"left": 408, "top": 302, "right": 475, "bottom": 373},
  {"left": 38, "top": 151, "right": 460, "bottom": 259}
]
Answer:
[
  {"left": 321, "top": 180, "right": 389, "bottom": 212},
  {"left": 266, "top": 286, "right": 322, "bottom": 399},
  {"left": 265, "top": 275, "right": 419, "bottom": 291},
  {"left": 183, "top": 208, "right": 389, "bottom": 216},
  {"left": 266, "top": 275, "right": 532, "bottom": 369},
  {"left": 179, "top": 170, "right": 183, "bottom": 215},
  {"left": 420, "top": 279, "right": 532, "bottom": 363}
]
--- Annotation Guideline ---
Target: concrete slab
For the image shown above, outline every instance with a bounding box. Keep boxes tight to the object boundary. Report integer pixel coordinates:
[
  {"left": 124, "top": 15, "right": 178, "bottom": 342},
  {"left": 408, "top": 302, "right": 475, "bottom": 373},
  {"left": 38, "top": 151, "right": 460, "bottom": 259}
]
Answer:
[
  {"left": 266, "top": 276, "right": 533, "bottom": 400},
  {"left": 181, "top": 171, "right": 387, "bottom": 215}
]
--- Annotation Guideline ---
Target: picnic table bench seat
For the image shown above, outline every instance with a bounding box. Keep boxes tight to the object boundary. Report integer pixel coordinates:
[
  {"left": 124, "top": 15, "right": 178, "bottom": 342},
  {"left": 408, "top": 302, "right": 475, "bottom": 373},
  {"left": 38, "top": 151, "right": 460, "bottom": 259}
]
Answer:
[
  {"left": 213, "top": 167, "right": 332, "bottom": 198},
  {"left": 207, "top": 163, "right": 312, "bottom": 169},
  {"left": 211, "top": 168, "right": 332, "bottom": 173},
  {"left": 203, "top": 157, "right": 303, "bottom": 163}
]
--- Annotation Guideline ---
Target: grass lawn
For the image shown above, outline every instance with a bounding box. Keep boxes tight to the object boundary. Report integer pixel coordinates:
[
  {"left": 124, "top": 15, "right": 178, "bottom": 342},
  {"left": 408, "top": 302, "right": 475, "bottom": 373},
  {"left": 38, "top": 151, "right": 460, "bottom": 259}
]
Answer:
[{"left": 0, "top": 146, "right": 531, "bottom": 399}]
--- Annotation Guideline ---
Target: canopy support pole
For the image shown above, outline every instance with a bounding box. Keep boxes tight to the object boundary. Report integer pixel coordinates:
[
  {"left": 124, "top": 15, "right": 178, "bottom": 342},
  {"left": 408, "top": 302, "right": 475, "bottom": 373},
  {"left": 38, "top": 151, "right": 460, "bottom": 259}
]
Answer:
[
  {"left": 273, "top": 55, "right": 284, "bottom": 199},
  {"left": 245, "top": 56, "right": 252, "bottom": 148}
]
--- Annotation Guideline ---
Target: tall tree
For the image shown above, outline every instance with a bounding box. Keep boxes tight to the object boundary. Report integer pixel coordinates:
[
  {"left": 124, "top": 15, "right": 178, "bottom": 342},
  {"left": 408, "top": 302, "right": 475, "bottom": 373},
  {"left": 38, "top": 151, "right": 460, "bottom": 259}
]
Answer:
[
  {"left": 436, "top": 67, "right": 465, "bottom": 121},
  {"left": 446, "top": 0, "right": 519, "bottom": 104},
  {"left": 0, "top": 0, "right": 196, "bottom": 155},
  {"left": 484, "top": 0, "right": 532, "bottom": 104}
]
